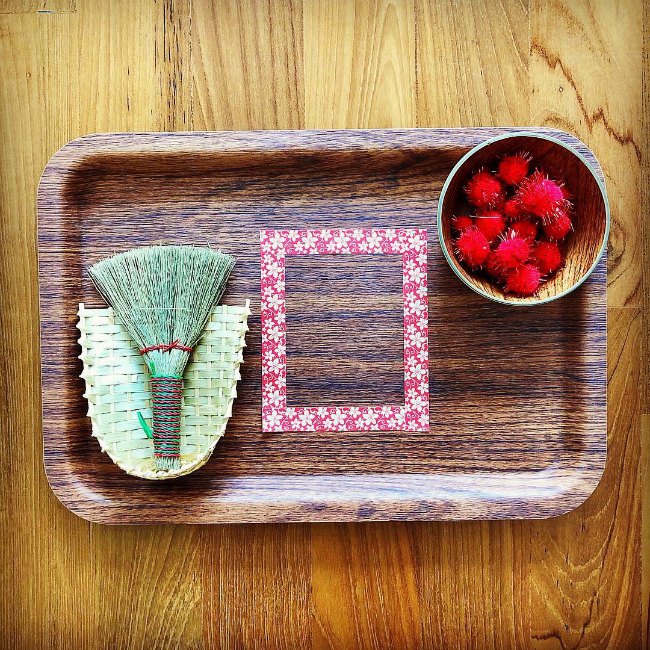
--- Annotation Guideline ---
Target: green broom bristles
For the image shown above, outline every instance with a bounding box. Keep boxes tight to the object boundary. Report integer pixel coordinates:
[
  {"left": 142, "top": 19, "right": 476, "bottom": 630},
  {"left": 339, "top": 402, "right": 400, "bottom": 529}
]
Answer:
[{"left": 89, "top": 245, "right": 235, "bottom": 471}]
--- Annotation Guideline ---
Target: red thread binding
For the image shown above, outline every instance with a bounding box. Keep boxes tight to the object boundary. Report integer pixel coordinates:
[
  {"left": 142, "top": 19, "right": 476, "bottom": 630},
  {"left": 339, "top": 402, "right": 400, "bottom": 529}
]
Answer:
[{"left": 139, "top": 340, "right": 193, "bottom": 355}]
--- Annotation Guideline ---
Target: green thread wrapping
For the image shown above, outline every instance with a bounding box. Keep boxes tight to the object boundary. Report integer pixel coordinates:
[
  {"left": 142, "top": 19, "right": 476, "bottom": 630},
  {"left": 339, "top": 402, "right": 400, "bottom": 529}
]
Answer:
[
  {"left": 150, "top": 376, "right": 183, "bottom": 470},
  {"left": 137, "top": 373, "right": 183, "bottom": 441}
]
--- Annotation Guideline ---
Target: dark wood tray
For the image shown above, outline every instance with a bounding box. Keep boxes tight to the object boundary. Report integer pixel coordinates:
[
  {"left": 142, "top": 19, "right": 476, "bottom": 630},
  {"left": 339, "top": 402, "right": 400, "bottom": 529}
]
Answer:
[{"left": 37, "top": 128, "right": 606, "bottom": 524}]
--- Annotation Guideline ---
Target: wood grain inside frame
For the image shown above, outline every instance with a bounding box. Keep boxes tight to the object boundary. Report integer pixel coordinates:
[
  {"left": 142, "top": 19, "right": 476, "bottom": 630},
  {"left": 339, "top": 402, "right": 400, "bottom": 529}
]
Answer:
[{"left": 285, "top": 254, "right": 404, "bottom": 407}]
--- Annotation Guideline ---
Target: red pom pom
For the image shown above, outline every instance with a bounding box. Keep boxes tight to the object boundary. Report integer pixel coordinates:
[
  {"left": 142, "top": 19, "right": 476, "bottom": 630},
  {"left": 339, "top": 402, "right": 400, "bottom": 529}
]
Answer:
[
  {"left": 455, "top": 226, "right": 490, "bottom": 269},
  {"left": 505, "top": 264, "right": 542, "bottom": 296},
  {"left": 498, "top": 153, "right": 530, "bottom": 186},
  {"left": 457, "top": 160, "right": 573, "bottom": 296},
  {"left": 509, "top": 220, "right": 537, "bottom": 242},
  {"left": 493, "top": 235, "right": 531, "bottom": 271},
  {"left": 515, "top": 170, "right": 567, "bottom": 220},
  {"left": 533, "top": 241, "right": 563, "bottom": 275},
  {"left": 503, "top": 198, "right": 523, "bottom": 220},
  {"left": 451, "top": 215, "right": 474, "bottom": 232},
  {"left": 465, "top": 170, "right": 504, "bottom": 209},
  {"left": 543, "top": 210, "right": 572, "bottom": 240},
  {"left": 485, "top": 252, "right": 506, "bottom": 281},
  {"left": 475, "top": 210, "right": 506, "bottom": 243}
]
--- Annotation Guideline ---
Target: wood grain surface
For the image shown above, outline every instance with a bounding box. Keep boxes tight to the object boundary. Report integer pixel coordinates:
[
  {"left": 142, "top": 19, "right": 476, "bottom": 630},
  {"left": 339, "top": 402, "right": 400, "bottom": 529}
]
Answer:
[
  {"left": 37, "top": 127, "right": 607, "bottom": 524},
  {"left": 0, "top": 0, "right": 646, "bottom": 647}
]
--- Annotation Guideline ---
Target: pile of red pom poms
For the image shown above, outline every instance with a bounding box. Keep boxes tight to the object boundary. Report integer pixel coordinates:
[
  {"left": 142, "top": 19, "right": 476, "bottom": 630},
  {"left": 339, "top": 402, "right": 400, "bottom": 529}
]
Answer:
[{"left": 452, "top": 152, "right": 572, "bottom": 297}]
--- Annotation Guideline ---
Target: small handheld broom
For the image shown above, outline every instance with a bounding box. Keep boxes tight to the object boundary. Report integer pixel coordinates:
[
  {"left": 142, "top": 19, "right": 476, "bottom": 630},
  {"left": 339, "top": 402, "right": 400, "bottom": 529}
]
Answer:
[{"left": 88, "top": 245, "right": 235, "bottom": 471}]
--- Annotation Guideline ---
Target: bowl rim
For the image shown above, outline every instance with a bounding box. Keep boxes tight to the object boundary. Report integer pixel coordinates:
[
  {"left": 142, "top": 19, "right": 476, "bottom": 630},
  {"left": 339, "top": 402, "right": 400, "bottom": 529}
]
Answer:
[{"left": 436, "top": 130, "right": 611, "bottom": 306}]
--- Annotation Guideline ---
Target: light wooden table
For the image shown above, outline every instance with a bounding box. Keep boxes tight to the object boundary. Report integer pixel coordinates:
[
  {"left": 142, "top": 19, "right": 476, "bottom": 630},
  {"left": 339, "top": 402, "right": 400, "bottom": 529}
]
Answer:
[{"left": 0, "top": 0, "right": 647, "bottom": 647}]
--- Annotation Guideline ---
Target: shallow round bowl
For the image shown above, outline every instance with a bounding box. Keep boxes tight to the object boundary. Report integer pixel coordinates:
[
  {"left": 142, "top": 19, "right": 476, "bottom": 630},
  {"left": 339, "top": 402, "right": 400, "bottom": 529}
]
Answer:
[{"left": 437, "top": 132, "right": 610, "bottom": 305}]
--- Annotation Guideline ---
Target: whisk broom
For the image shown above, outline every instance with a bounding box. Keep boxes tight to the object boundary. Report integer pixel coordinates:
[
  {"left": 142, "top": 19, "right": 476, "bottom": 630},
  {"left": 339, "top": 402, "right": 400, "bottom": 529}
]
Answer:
[{"left": 88, "top": 245, "right": 235, "bottom": 470}]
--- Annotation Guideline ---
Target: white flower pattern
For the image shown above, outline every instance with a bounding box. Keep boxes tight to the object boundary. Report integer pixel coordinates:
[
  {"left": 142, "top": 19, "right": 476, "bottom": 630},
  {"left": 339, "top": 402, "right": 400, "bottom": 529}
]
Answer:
[{"left": 260, "top": 228, "right": 429, "bottom": 433}]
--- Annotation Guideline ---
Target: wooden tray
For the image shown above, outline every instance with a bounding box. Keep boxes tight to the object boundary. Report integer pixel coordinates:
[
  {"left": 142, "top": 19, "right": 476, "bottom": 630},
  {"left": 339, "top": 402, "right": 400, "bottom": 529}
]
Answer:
[{"left": 37, "top": 128, "right": 606, "bottom": 524}]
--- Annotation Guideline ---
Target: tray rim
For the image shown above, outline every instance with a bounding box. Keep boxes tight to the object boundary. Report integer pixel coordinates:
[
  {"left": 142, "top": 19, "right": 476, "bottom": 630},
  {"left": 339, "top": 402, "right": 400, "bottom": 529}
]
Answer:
[{"left": 37, "top": 127, "right": 607, "bottom": 524}]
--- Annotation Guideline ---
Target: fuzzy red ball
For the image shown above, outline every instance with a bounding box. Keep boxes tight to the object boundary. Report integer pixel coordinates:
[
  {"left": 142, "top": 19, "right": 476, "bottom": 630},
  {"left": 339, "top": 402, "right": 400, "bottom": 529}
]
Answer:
[
  {"left": 509, "top": 220, "right": 537, "bottom": 242},
  {"left": 494, "top": 235, "right": 531, "bottom": 271},
  {"left": 451, "top": 215, "right": 474, "bottom": 232},
  {"left": 533, "top": 241, "right": 563, "bottom": 275},
  {"left": 455, "top": 226, "right": 490, "bottom": 269},
  {"left": 498, "top": 153, "right": 530, "bottom": 186},
  {"left": 475, "top": 210, "right": 506, "bottom": 243},
  {"left": 505, "top": 264, "right": 542, "bottom": 296},
  {"left": 455, "top": 154, "right": 574, "bottom": 298},
  {"left": 503, "top": 198, "right": 523, "bottom": 220},
  {"left": 485, "top": 252, "right": 505, "bottom": 281},
  {"left": 516, "top": 170, "right": 567, "bottom": 220},
  {"left": 465, "top": 170, "right": 504, "bottom": 210},
  {"left": 542, "top": 211, "right": 572, "bottom": 240}
]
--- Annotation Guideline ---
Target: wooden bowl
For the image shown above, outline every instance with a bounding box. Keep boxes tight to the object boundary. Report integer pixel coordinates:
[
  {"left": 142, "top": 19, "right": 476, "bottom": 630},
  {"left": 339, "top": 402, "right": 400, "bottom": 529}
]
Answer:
[{"left": 437, "top": 132, "right": 609, "bottom": 305}]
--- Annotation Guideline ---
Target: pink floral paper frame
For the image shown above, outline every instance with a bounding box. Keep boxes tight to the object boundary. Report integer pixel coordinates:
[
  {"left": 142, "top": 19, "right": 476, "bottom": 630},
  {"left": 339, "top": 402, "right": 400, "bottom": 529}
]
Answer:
[{"left": 260, "top": 228, "right": 429, "bottom": 433}]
